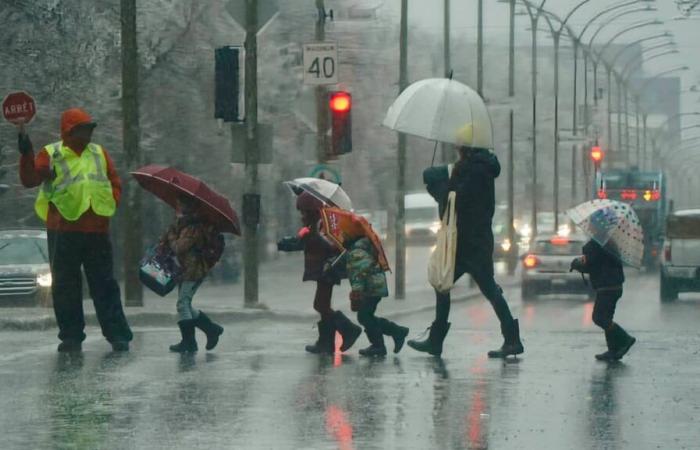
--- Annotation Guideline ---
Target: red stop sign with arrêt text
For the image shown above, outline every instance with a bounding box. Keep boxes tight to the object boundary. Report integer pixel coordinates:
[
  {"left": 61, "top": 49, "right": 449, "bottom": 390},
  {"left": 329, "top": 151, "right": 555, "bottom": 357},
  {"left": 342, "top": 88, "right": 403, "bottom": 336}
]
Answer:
[{"left": 2, "top": 91, "right": 37, "bottom": 125}]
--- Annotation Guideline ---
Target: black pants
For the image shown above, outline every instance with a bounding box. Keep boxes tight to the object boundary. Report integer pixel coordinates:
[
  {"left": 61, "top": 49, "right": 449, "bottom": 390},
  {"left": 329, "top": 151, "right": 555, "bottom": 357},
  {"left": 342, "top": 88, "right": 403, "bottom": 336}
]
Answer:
[
  {"left": 592, "top": 288, "right": 622, "bottom": 330},
  {"left": 435, "top": 261, "right": 514, "bottom": 327},
  {"left": 356, "top": 296, "right": 402, "bottom": 344},
  {"left": 313, "top": 281, "right": 335, "bottom": 321},
  {"left": 48, "top": 231, "right": 133, "bottom": 343}
]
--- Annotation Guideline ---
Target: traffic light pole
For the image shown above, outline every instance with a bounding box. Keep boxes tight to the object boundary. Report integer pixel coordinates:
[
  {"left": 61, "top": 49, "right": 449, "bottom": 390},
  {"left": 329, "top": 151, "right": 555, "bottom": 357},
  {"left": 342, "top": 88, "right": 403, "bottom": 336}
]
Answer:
[
  {"left": 243, "top": 0, "right": 260, "bottom": 307},
  {"left": 316, "top": 0, "right": 329, "bottom": 162},
  {"left": 394, "top": 0, "right": 408, "bottom": 300},
  {"left": 121, "top": 0, "right": 143, "bottom": 306}
]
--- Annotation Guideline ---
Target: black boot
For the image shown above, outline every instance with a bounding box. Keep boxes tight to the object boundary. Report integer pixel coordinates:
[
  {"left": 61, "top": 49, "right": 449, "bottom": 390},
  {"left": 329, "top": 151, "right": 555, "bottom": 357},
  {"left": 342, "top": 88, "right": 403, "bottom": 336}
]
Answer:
[
  {"left": 407, "top": 321, "right": 451, "bottom": 357},
  {"left": 595, "top": 329, "right": 616, "bottom": 361},
  {"left": 305, "top": 319, "right": 336, "bottom": 354},
  {"left": 170, "top": 320, "right": 198, "bottom": 353},
  {"left": 359, "top": 327, "right": 387, "bottom": 357},
  {"left": 609, "top": 323, "right": 636, "bottom": 360},
  {"left": 332, "top": 311, "right": 362, "bottom": 352},
  {"left": 194, "top": 311, "right": 224, "bottom": 350},
  {"left": 57, "top": 340, "right": 82, "bottom": 353},
  {"left": 488, "top": 319, "right": 524, "bottom": 358},
  {"left": 378, "top": 318, "right": 409, "bottom": 354}
]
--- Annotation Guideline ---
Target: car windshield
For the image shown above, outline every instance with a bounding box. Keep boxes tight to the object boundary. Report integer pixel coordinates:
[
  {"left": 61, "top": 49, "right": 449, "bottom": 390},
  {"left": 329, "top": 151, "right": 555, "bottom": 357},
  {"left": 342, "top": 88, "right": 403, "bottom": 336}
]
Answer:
[
  {"left": 0, "top": 237, "right": 49, "bottom": 265},
  {"left": 406, "top": 207, "right": 437, "bottom": 222},
  {"left": 534, "top": 240, "right": 583, "bottom": 256}
]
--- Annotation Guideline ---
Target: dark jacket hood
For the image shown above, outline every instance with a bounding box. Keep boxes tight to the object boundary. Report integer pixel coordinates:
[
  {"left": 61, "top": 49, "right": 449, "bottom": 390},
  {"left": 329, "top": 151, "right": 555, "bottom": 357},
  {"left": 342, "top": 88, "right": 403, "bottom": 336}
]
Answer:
[{"left": 465, "top": 148, "right": 501, "bottom": 178}]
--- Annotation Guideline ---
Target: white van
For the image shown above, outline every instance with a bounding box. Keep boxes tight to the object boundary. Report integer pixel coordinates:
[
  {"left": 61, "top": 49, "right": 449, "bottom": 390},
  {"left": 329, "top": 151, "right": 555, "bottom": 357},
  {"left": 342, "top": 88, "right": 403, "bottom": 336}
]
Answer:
[
  {"left": 660, "top": 209, "right": 700, "bottom": 301},
  {"left": 404, "top": 192, "right": 440, "bottom": 243}
]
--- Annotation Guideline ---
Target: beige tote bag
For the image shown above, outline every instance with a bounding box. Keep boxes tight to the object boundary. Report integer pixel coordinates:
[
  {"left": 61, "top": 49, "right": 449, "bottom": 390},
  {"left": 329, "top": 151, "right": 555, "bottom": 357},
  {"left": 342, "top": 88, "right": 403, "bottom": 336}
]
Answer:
[{"left": 427, "top": 190, "right": 458, "bottom": 293}]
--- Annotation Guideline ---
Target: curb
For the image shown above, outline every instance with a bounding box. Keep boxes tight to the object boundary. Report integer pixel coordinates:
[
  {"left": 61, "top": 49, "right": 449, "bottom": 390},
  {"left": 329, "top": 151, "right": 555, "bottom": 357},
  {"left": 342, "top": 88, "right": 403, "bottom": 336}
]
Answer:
[{"left": 0, "top": 282, "right": 519, "bottom": 332}]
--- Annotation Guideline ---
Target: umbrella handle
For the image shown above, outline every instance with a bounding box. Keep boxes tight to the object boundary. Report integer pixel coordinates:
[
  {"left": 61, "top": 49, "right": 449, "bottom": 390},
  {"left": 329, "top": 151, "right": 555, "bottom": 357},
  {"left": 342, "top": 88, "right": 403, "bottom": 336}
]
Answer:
[{"left": 431, "top": 141, "right": 438, "bottom": 166}]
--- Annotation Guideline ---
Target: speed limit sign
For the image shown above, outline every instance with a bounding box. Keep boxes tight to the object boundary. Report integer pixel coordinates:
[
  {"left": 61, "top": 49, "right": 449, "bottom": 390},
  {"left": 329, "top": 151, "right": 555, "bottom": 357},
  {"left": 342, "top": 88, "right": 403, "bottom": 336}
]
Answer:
[{"left": 303, "top": 42, "right": 338, "bottom": 85}]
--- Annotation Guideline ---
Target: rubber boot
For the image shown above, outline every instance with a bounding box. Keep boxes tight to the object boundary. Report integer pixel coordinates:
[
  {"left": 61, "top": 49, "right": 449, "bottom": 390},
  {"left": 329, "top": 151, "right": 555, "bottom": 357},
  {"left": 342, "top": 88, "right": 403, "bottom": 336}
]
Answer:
[
  {"left": 305, "top": 320, "right": 336, "bottom": 354},
  {"left": 332, "top": 311, "right": 362, "bottom": 352},
  {"left": 595, "top": 329, "right": 616, "bottom": 361},
  {"left": 359, "top": 327, "right": 387, "bottom": 357},
  {"left": 378, "top": 318, "right": 409, "bottom": 354},
  {"left": 407, "top": 321, "right": 451, "bottom": 357},
  {"left": 488, "top": 319, "right": 524, "bottom": 358},
  {"left": 170, "top": 320, "right": 198, "bottom": 353},
  {"left": 610, "top": 323, "right": 636, "bottom": 360},
  {"left": 194, "top": 311, "right": 224, "bottom": 350},
  {"left": 57, "top": 340, "right": 82, "bottom": 353}
]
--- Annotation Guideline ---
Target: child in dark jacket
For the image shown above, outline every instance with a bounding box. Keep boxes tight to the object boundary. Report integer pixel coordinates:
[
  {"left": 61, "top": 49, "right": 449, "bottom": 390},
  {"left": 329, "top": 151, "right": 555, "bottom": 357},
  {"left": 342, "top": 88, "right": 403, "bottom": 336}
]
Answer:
[
  {"left": 277, "top": 192, "right": 362, "bottom": 354},
  {"left": 345, "top": 237, "right": 409, "bottom": 357},
  {"left": 570, "top": 239, "right": 636, "bottom": 361},
  {"left": 162, "top": 195, "right": 224, "bottom": 353}
]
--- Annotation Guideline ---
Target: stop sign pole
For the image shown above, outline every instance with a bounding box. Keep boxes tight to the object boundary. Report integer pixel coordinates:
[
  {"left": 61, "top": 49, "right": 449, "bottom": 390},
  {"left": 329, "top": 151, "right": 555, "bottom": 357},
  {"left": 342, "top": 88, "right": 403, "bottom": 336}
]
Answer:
[{"left": 2, "top": 91, "right": 37, "bottom": 125}]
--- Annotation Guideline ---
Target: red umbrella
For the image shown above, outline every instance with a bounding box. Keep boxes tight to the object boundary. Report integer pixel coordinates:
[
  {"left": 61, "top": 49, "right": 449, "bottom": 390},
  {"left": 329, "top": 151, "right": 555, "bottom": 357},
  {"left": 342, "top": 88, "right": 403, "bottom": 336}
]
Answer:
[
  {"left": 319, "top": 207, "right": 390, "bottom": 272},
  {"left": 131, "top": 165, "right": 241, "bottom": 235}
]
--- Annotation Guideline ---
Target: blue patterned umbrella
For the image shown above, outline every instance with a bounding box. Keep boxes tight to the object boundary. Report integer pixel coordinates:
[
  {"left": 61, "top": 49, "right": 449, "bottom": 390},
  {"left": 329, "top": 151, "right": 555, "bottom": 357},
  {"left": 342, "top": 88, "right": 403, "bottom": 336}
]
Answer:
[{"left": 567, "top": 199, "right": 644, "bottom": 268}]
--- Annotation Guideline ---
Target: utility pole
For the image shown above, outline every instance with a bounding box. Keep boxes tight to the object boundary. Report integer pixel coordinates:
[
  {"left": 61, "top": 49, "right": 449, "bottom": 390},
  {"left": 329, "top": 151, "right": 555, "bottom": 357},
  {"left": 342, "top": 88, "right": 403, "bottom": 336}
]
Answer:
[
  {"left": 530, "top": 14, "right": 539, "bottom": 238},
  {"left": 441, "top": 0, "right": 450, "bottom": 164},
  {"left": 243, "top": 0, "right": 260, "bottom": 307},
  {"left": 553, "top": 31, "right": 561, "bottom": 231},
  {"left": 121, "top": 0, "right": 143, "bottom": 306},
  {"left": 507, "top": 0, "right": 516, "bottom": 275},
  {"left": 395, "top": 0, "right": 408, "bottom": 300},
  {"left": 315, "top": 0, "right": 329, "bottom": 163},
  {"left": 477, "top": 0, "right": 484, "bottom": 97},
  {"left": 571, "top": 143, "right": 578, "bottom": 203}
]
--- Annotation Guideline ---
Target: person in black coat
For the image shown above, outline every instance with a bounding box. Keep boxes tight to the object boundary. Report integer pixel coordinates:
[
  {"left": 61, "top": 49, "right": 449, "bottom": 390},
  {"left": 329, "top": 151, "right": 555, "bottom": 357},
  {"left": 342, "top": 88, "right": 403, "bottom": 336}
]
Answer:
[
  {"left": 408, "top": 146, "right": 524, "bottom": 358},
  {"left": 570, "top": 239, "right": 636, "bottom": 361}
]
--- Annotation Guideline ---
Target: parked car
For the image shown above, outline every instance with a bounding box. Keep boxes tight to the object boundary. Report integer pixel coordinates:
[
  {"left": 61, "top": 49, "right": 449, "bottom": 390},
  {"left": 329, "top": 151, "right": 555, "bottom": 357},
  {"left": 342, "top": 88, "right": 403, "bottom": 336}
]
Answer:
[
  {"left": 404, "top": 192, "right": 440, "bottom": 244},
  {"left": 520, "top": 234, "right": 592, "bottom": 300},
  {"left": 0, "top": 229, "right": 52, "bottom": 307},
  {"left": 660, "top": 209, "right": 700, "bottom": 302}
]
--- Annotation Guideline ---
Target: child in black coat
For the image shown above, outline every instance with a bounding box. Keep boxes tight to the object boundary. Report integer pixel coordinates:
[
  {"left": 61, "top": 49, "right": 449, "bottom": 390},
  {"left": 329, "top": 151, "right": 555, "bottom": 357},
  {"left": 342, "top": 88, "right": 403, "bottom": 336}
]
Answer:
[{"left": 570, "top": 239, "right": 636, "bottom": 361}]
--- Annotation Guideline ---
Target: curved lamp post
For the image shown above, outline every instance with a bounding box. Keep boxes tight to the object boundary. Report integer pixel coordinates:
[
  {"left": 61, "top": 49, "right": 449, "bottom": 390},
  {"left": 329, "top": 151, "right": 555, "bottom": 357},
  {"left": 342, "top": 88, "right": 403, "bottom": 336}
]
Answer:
[
  {"left": 572, "top": 0, "right": 656, "bottom": 135},
  {"left": 592, "top": 19, "right": 662, "bottom": 156}
]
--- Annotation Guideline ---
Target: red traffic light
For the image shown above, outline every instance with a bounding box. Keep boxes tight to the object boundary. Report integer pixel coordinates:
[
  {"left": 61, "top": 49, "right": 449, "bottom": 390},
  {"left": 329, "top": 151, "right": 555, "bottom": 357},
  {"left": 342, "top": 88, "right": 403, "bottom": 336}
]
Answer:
[
  {"left": 590, "top": 146, "right": 603, "bottom": 162},
  {"left": 329, "top": 92, "right": 351, "bottom": 113}
]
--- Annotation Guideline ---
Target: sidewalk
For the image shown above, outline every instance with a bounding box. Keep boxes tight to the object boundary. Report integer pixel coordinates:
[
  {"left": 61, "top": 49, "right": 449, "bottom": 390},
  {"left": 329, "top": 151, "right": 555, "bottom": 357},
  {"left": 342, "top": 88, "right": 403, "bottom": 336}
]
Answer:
[{"left": 0, "top": 252, "right": 519, "bottom": 331}]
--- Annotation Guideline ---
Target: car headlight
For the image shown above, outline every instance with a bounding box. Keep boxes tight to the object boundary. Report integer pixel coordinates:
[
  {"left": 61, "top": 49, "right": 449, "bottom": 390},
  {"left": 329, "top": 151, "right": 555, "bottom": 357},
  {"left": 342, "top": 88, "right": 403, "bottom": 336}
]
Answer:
[
  {"left": 429, "top": 222, "right": 441, "bottom": 234},
  {"left": 501, "top": 238, "right": 511, "bottom": 252},
  {"left": 37, "top": 272, "right": 52, "bottom": 287}
]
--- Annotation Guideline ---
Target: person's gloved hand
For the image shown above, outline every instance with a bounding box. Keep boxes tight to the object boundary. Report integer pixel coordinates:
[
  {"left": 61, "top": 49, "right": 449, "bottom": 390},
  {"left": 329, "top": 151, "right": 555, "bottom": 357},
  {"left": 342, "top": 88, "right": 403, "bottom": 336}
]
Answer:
[
  {"left": 349, "top": 290, "right": 364, "bottom": 311},
  {"left": 18, "top": 130, "right": 33, "bottom": 155},
  {"left": 569, "top": 257, "right": 585, "bottom": 273},
  {"left": 277, "top": 236, "right": 303, "bottom": 252}
]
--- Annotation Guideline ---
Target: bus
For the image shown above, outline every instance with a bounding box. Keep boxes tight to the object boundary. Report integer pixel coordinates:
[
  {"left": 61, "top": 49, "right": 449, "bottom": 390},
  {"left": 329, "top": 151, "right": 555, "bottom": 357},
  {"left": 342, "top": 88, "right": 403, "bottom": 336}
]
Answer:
[{"left": 595, "top": 169, "right": 667, "bottom": 269}]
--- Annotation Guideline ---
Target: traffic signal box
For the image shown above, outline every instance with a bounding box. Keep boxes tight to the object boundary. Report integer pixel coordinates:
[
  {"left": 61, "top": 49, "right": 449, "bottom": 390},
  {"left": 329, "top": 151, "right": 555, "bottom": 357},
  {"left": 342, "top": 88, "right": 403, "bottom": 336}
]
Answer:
[
  {"left": 590, "top": 145, "right": 604, "bottom": 168},
  {"left": 329, "top": 91, "right": 352, "bottom": 157}
]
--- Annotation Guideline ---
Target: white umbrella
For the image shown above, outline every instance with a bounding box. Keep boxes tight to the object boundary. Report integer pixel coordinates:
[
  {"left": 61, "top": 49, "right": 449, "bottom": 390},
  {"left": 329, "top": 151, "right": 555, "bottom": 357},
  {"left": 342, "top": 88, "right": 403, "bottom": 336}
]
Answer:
[
  {"left": 284, "top": 177, "right": 353, "bottom": 210},
  {"left": 567, "top": 199, "right": 644, "bottom": 268},
  {"left": 382, "top": 78, "right": 494, "bottom": 148}
]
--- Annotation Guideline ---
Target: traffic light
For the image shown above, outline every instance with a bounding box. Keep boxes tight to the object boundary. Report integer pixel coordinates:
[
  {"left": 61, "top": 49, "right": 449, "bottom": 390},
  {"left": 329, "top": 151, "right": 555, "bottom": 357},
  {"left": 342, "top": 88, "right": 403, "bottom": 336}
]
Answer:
[
  {"left": 590, "top": 145, "right": 603, "bottom": 168},
  {"left": 214, "top": 46, "right": 240, "bottom": 122},
  {"left": 329, "top": 91, "right": 352, "bottom": 157}
]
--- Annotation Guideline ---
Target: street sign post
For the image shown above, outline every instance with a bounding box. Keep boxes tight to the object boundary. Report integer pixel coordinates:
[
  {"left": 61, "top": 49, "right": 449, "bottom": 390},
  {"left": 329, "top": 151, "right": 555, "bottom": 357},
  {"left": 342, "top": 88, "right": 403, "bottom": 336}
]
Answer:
[
  {"left": 303, "top": 42, "right": 338, "bottom": 85},
  {"left": 2, "top": 91, "right": 36, "bottom": 125},
  {"left": 226, "top": 0, "right": 278, "bottom": 34}
]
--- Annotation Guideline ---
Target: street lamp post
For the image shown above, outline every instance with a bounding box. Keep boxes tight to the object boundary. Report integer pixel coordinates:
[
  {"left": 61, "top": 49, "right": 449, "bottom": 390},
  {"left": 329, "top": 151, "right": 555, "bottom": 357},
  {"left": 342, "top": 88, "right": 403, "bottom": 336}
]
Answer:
[
  {"left": 573, "top": 0, "right": 655, "bottom": 135},
  {"left": 518, "top": 0, "right": 548, "bottom": 238}
]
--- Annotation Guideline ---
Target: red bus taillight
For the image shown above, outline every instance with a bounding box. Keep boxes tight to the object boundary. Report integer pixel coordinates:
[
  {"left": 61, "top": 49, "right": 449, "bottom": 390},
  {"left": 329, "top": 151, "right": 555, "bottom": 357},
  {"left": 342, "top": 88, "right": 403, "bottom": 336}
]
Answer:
[
  {"left": 597, "top": 189, "right": 607, "bottom": 199},
  {"left": 620, "top": 190, "right": 637, "bottom": 200}
]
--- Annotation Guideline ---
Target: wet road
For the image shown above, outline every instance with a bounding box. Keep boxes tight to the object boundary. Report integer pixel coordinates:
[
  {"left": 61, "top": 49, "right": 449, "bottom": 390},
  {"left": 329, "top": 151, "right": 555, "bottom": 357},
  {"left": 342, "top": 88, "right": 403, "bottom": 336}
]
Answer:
[{"left": 1, "top": 274, "right": 699, "bottom": 449}]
